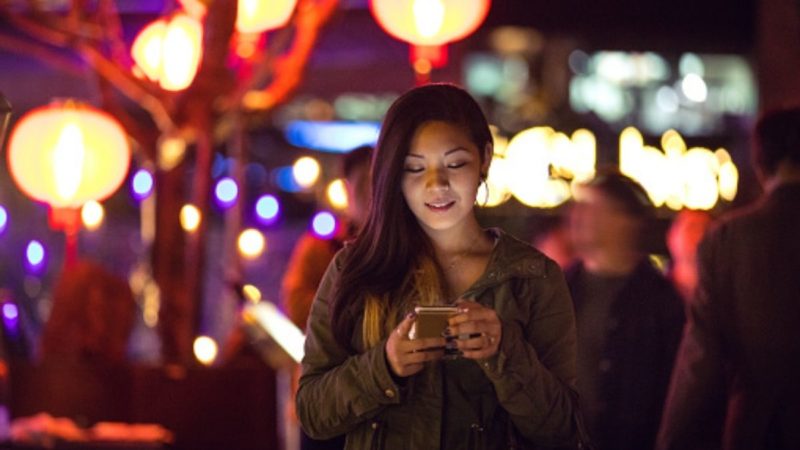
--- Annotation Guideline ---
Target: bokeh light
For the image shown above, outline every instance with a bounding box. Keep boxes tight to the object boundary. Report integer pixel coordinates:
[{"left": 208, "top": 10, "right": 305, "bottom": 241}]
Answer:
[
  {"left": 81, "top": 200, "right": 105, "bottom": 230},
  {"left": 0, "top": 205, "right": 7, "bottom": 234},
  {"left": 311, "top": 211, "right": 337, "bottom": 238},
  {"left": 193, "top": 335, "right": 218, "bottom": 366},
  {"left": 132, "top": 169, "right": 154, "bottom": 200},
  {"left": 255, "top": 194, "right": 280, "bottom": 223},
  {"left": 238, "top": 228, "right": 266, "bottom": 259},
  {"left": 292, "top": 156, "right": 321, "bottom": 189},
  {"left": 25, "top": 240, "right": 46, "bottom": 271},
  {"left": 242, "top": 284, "right": 262, "bottom": 303},
  {"left": 326, "top": 179, "right": 348, "bottom": 210},
  {"left": 2, "top": 303, "right": 18, "bottom": 321},
  {"left": 180, "top": 204, "right": 201, "bottom": 232},
  {"left": 215, "top": 177, "right": 239, "bottom": 206}
]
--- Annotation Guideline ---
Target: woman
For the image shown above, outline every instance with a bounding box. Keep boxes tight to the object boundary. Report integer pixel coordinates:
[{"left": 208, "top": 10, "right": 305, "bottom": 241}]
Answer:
[{"left": 297, "top": 84, "right": 581, "bottom": 449}]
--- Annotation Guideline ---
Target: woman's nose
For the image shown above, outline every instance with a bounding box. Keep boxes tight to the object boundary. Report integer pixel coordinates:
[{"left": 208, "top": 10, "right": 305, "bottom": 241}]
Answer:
[{"left": 425, "top": 167, "right": 449, "bottom": 190}]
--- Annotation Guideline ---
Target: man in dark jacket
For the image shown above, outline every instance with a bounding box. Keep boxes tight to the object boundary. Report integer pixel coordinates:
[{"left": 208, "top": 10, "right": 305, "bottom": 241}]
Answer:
[
  {"left": 656, "top": 107, "right": 800, "bottom": 450},
  {"left": 566, "top": 171, "right": 685, "bottom": 450}
]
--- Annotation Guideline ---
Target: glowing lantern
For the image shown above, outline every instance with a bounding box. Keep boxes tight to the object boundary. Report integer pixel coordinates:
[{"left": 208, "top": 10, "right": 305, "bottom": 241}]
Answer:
[
  {"left": 236, "top": 0, "right": 298, "bottom": 34},
  {"left": 370, "top": 0, "right": 490, "bottom": 46},
  {"left": 8, "top": 102, "right": 130, "bottom": 209},
  {"left": 370, "top": 0, "right": 491, "bottom": 82},
  {"left": 131, "top": 12, "right": 203, "bottom": 91}
]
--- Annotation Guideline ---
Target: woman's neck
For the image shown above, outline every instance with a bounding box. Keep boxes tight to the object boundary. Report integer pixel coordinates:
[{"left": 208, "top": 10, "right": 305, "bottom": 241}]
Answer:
[{"left": 424, "top": 216, "right": 489, "bottom": 256}]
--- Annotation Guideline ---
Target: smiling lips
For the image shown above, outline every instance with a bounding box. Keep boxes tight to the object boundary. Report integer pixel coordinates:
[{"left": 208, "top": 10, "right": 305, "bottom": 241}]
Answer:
[{"left": 425, "top": 200, "right": 456, "bottom": 212}]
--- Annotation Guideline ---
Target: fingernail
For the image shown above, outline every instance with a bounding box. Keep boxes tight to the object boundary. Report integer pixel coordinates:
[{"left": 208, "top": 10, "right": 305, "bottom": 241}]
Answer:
[{"left": 407, "top": 312, "right": 416, "bottom": 319}]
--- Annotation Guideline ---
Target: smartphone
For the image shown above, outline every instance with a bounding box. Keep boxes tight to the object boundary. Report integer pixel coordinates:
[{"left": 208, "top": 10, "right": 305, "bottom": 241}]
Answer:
[{"left": 410, "top": 306, "right": 458, "bottom": 340}]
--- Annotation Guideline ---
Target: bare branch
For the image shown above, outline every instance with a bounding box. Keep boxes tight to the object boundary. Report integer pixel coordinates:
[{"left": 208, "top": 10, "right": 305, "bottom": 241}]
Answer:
[{"left": 0, "top": 31, "right": 85, "bottom": 76}]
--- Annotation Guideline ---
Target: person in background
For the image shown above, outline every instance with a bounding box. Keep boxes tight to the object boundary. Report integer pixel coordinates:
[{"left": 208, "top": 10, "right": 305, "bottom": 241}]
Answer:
[
  {"left": 656, "top": 107, "right": 800, "bottom": 450},
  {"left": 40, "top": 260, "right": 135, "bottom": 365},
  {"left": 281, "top": 145, "right": 372, "bottom": 450},
  {"left": 282, "top": 145, "right": 372, "bottom": 330},
  {"left": 533, "top": 215, "right": 577, "bottom": 270},
  {"left": 565, "top": 170, "right": 685, "bottom": 450},
  {"left": 666, "top": 209, "right": 713, "bottom": 301}
]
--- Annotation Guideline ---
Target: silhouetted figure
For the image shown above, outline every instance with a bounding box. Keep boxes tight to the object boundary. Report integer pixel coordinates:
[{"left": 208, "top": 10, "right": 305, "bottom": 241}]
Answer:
[
  {"left": 666, "top": 209, "right": 713, "bottom": 301},
  {"left": 657, "top": 107, "right": 800, "bottom": 450}
]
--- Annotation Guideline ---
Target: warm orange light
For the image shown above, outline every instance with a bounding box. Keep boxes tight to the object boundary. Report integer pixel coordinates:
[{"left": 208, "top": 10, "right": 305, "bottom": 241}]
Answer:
[
  {"left": 131, "top": 12, "right": 203, "bottom": 91},
  {"left": 236, "top": 0, "right": 298, "bottom": 34},
  {"left": 7, "top": 102, "right": 131, "bottom": 209},
  {"left": 370, "top": 0, "right": 491, "bottom": 46}
]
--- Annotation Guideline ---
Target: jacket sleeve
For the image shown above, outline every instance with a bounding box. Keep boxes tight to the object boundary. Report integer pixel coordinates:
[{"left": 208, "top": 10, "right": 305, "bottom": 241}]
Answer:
[
  {"left": 296, "top": 252, "right": 403, "bottom": 440},
  {"left": 480, "top": 258, "right": 581, "bottom": 447},
  {"left": 655, "top": 232, "right": 727, "bottom": 450}
]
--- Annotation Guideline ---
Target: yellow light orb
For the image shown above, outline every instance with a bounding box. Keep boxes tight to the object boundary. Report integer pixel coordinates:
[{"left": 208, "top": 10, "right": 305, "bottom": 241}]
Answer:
[
  {"left": 238, "top": 228, "right": 266, "bottom": 259},
  {"left": 180, "top": 204, "right": 201, "bottom": 232},
  {"left": 81, "top": 200, "right": 104, "bottom": 230},
  {"left": 131, "top": 13, "right": 203, "bottom": 91},
  {"left": 293, "top": 156, "right": 321, "bottom": 188},
  {"left": 242, "top": 284, "right": 262, "bottom": 303},
  {"left": 193, "top": 336, "right": 218, "bottom": 366},
  {"left": 370, "top": 0, "right": 491, "bottom": 46},
  {"left": 718, "top": 161, "right": 739, "bottom": 202},
  {"left": 236, "top": 0, "right": 298, "bottom": 34},
  {"left": 326, "top": 179, "right": 349, "bottom": 210}
]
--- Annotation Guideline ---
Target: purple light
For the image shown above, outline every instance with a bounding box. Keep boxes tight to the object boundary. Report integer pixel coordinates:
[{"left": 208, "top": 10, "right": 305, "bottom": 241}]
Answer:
[
  {"left": 132, "top": 169, "right": 154, "bottom": 200},
  {"left": 25, "top": 240, "right": 46, "bottom": 271},
  {"left": 255, "top": 195, "right": 280, "bottom": 224},
  {"left": 0, "top": 205, "right": 7, "bottom": 234},
  {"left": 311, "top": 212, "right": 337, "bottom": 239},
  {"left": 2, "top": 303, "right": 18, "bottom": 321},
  {"left": 215, "top": 177, "right": 239, "bottom": 207}
]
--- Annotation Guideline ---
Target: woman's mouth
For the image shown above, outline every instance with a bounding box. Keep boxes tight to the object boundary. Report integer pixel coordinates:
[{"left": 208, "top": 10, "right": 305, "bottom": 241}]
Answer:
[{"left": 425, "top": 200, "right": 455, "bottom": 212}]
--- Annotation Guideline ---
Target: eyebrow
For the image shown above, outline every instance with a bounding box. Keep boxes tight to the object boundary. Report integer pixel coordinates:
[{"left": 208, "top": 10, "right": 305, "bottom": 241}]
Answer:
[{"left": 406, "top": 147, "right": 469, "bottom": 158}]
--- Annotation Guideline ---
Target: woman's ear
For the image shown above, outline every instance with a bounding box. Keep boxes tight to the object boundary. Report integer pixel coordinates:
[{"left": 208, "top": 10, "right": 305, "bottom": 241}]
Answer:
[{"left": 480, "top": 143, "right": 493, "bottom": 179}]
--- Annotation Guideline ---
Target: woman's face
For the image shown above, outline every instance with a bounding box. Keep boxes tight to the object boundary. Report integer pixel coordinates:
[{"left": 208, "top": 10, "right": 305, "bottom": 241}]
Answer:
[{"left": 401, "top": 121, "right": 488, "bottom": 234}]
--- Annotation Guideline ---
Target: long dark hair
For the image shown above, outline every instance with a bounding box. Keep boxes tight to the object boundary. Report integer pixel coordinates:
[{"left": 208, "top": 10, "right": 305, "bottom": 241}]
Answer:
[{"left": 329, "top": 83, "right": 493, "bottom": 351}]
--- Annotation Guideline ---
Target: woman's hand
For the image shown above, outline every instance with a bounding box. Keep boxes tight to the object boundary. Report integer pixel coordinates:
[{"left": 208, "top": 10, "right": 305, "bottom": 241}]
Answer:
[
  {"left": 448, "top": 299, "right": 502, "bottom": 359},
  {"left": 385, "top": 313, "right": 446, "bottom": 378}
]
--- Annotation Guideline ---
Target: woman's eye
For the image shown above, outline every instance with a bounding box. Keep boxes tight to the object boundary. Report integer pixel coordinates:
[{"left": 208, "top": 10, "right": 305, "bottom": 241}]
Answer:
[
  {"left": 404, "top": 166, "right": 423, "bottom": 173},
  {"left": 447, "top": 162, "right": 467, "bottom": 169}
]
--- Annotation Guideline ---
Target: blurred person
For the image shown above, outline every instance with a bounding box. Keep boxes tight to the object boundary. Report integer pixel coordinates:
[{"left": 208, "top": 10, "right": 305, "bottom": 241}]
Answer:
[
  {"left": 566, "top": 170, "right": 685, "bottom": 450},
  {"left": 281, "top": 145, "right": 372, "bottom": 450},
  {"left": 533, "top": 215, "right": 577, "bottom": 270},
  {"left": 656, "top": 107, "right": 800, "bottom": 450},
  {"left": 666, "top": 209, "right": 713, "bottom": 301},
  {"left": 40, "top": 260, "right": 135, "bottom": 365},
  {"left": 297, "top": 84, "right": 583, "bottom": 449}
]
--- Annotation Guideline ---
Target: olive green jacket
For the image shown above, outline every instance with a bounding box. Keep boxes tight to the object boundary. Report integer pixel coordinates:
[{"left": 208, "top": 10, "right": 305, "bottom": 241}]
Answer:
[{"left": 297, "top": 229, "right": 580, "bottom": 450}]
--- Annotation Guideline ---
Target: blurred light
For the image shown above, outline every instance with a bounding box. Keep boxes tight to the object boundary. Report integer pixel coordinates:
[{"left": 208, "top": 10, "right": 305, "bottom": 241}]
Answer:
[
  {"left": 180, "top": 204, "right": 201, "bottom": 232},
  {"left": 327, "top": 179, "right": 349, "bottom": 210},
  {"left": 413, "top": 58, "right": 433, "bottom": 75},
  {"left": 236, "top": 0, "right": 297, "bottom": 34},
  {"left": 477, "top": 156, "right": 512, "bottom": 207},
  {"left": 215, "top": 177, "right": 239, "bottom": 206},
  {"left": 568, "top": 50, "right": 589, "bottom": 75},
  {"left": 273, "top": 167, "right": 303, "bottom": 193},
  {"left": 81, "top": 200, "right": 104, "bottom": 230},
  {"left": 465, "top": 54, "right": 504, "bottom": 97},
  {"left": 682, "top": 74, "right": 708, "bottom": 103},
  {"left": 292, "top": 157, "right": 321, "bottom": 189},
  {"left": 2, "top": 303, "right": 18, "bottom": 321},
  {"left": 132, "top": 169, "right": 154, "bottom": 200},
  {"left": 193, "top": 336, "right": 218, "bottom": 366},
  {"left": 719, "top": 161, "right": 739, "bottom": 201},
  {"left": 157, "top": 135, "right": 186, "bottom": 171},
  {"left": 131, "top": 13, "right": 203, "bottom": 91},
  {"left": 242, "top": 284, "right": 262, "bottom": 304},
  {"left": 679, "top": 52, "right": 705, "bottom": 77},
  {"left": 255, "top": 194, "right": 281, "bottom": 223},
  {"left": 0, "top": 206, "right": 7, "bottom": 234},
  {"left": 285, "top": 121, "right": 380, "bottom": 153},
  {"left": 26, "top": 240, "right": 46, "bottom": 271},
  {"left": 370, "top": 0, "right": 491, "bottom": 46},
  {"left": 238, "top": 228, "right": 266, "bottom": 259},
  {"left": 143, "top": 281, "right": 160, "bottom": 327},
  {"left": 243, "top": 301, "right": 305, "bottom": 362},
  {"left": 656, "top": 86, "right": 680, "bottom": 113},
  {"left": 311, "top": 212, "right": 337, "bottom": 238}
]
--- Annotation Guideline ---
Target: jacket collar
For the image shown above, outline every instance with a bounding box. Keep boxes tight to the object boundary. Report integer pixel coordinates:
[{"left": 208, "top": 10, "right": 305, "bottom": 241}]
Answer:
[{"left": 464, "top": 228, "right": 548, "bottom": 295}]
